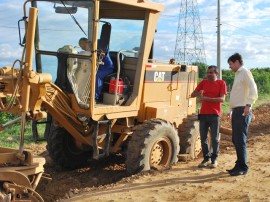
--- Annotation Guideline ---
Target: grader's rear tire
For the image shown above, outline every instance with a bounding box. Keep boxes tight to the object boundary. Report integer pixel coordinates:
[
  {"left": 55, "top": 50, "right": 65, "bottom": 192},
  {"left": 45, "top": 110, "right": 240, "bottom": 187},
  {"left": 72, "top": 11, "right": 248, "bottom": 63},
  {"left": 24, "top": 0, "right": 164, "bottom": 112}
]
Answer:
[
  {"left": 126, "top": 119, "right": 179, "bottom": 174},
  {"left": 178, "top": 115, "right": 202, "bottom": 159},
  {"left": 46, "top": 124, "right": 91, "bottom": 169}
]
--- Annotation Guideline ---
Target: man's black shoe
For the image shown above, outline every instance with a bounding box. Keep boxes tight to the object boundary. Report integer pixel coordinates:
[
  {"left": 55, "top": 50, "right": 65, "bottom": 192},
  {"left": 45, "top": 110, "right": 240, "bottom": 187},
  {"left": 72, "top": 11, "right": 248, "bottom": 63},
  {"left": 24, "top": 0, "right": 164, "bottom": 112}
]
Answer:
[
  {"left": 229, "top": 170, "right": 247, "bottom": 176},
  {"left": 226, "top": 168, "right": 236, "bottom": 174},
  {"left": 226, "top": 167, "right": 237, "bottom": 174}
]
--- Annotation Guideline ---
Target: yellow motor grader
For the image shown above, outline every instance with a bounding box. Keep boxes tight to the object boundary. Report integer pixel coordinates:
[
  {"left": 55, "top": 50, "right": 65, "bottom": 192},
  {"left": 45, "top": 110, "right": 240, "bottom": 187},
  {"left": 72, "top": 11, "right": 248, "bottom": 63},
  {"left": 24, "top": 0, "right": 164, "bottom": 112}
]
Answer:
[{"left": 0, "top": 0, "right": 217, "bottom": 200}]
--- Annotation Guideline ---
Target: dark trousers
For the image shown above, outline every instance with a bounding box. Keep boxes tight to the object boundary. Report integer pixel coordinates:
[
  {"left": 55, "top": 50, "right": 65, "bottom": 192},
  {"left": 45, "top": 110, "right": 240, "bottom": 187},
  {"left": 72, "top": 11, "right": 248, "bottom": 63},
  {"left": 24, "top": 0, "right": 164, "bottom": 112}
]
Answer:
[
  {"left": 232, "top": 107, "right": 252, "bottom": 172},
  {"left": 199, "top": 114, "right": 220, "bottom": 162},
  {"left": 95, "top": 68, "right": 113, "bottom": 100}
]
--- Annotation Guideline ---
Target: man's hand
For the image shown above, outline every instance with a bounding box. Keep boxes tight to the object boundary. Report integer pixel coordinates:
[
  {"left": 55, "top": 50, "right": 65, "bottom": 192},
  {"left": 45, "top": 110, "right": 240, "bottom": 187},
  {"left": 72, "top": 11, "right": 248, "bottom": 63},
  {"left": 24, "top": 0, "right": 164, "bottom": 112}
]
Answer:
[
  {"left": 190, "top": 90, "right": 203, "bottom": 98},
  {"left": 243, "top": 106, "right": 251, "bottom": 116},
  {"left": 199, "top": 90, "right": 204, "bottom": 96},
  {"left": 195, "top": 90, "right": 204, "bottom": 102},
  {"left": 227, "top": 111, "right": 232, "bottom": 120}
]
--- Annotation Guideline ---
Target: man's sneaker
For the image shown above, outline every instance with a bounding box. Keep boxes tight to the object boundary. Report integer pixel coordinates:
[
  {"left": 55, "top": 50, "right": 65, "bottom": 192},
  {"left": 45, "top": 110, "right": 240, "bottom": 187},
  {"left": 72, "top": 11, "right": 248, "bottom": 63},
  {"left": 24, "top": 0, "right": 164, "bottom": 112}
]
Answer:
[
  {"left": 210, "top": 160, "right": 218, "bottom": 168},
  {"left": 198, "top": 159, "right": 211, "bottom": 168}
]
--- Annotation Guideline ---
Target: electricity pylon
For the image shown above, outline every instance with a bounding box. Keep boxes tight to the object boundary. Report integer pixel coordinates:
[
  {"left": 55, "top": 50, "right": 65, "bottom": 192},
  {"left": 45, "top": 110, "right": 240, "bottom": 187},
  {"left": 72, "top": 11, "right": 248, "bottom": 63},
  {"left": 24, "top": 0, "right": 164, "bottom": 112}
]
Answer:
[{"left": 174, "top": 0, "right": 207, "bottom": 65}]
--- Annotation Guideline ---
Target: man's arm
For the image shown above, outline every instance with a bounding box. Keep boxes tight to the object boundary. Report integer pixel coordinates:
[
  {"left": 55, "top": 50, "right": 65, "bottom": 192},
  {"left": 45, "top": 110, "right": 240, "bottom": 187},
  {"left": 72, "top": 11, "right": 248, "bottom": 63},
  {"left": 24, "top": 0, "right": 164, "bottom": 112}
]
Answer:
[
  {"left": 245, "top": 70, "right": 258, "bottom": 105},
  {"left": 190, "top": 80, "right": 204, "bottom": 98},
  {"left": 190, "top": 90, "right": 202, "bottom": 98},
  {"left": 243, "top": 70, "right": 258, "bottom": 115},
  {"left": 201, "top": 80, "right": 227, "bottom": 103},
  {"left": 201, "top": 94, "right": 225, "bottom": 103}
]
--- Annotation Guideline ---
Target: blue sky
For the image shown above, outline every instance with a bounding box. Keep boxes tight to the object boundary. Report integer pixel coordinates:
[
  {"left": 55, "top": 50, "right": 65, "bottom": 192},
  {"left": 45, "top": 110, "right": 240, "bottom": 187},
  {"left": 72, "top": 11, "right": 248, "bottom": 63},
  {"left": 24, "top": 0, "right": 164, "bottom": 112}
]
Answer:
[
  {"left": 0, "top": 0, "right": 270, "bottom": 70},
  {"left": 152, "top": 0, "right": 270, "bottom": 69}
]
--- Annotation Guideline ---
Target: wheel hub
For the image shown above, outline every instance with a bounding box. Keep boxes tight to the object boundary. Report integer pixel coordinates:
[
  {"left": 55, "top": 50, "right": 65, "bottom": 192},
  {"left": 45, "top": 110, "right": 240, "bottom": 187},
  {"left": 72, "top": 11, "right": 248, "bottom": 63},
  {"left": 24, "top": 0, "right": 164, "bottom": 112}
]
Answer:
[{"left": 150, "top": 137, "right": 172, "bottom": 167}]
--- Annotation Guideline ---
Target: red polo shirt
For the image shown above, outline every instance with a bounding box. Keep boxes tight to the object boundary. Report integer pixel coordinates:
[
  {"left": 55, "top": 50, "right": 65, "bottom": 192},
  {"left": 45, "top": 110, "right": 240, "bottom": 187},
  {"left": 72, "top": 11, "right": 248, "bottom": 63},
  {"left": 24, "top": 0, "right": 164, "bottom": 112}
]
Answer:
[{"left": 195, "top": 79, "right": 227, "bottom": 116}]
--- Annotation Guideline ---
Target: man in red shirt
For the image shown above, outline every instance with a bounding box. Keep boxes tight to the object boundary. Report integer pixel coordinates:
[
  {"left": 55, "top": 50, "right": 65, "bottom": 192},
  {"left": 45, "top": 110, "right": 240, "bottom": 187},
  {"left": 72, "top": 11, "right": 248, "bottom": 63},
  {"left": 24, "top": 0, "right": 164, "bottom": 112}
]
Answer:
[{"left": 191, "top": 65, "right": 227, "bottom": 168}]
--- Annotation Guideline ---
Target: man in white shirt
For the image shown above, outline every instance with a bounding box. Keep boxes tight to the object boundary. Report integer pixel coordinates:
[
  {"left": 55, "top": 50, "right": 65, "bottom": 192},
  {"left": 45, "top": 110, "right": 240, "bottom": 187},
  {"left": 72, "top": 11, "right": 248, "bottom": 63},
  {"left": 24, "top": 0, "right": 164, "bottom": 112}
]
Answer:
[{"left": 227, "top": 53, "right": 258, "bottom": 176}]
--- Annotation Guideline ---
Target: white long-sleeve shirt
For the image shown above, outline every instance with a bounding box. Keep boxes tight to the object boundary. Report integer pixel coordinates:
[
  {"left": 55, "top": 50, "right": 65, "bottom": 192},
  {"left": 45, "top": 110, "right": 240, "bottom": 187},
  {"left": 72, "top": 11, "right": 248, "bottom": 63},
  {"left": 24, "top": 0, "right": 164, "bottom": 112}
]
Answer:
[{"left": 229, "top": 66, "right": 258, "bottom": 109}]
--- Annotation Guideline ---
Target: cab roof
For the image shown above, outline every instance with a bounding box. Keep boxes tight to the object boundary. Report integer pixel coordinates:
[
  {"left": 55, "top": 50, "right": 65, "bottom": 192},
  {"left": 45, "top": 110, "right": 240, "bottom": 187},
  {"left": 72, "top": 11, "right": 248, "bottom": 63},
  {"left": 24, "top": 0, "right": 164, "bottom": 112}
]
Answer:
[
  {"left": 99, "top": 0, "right": 164, "bottom": 19},
  {"left": 100, "top": 0, "right": 164, "bottom": 12},
  {"left": 48, "top": 0, "right": 164, "bottom": 19}
]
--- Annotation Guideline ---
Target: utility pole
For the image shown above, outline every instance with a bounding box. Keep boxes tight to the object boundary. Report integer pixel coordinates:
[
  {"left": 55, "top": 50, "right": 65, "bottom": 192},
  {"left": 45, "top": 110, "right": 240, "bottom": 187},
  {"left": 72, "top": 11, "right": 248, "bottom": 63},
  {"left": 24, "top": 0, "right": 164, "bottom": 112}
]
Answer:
[{"left": 217, "top": 0, "right": 222, "bottom": 79}]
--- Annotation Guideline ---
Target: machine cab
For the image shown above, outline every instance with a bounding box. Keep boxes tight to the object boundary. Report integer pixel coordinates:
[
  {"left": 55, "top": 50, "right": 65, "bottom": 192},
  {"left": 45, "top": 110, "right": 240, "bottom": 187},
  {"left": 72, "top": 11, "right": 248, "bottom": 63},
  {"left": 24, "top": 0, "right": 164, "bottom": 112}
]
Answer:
[{"left": 33, "top": 0, "right": 163, "bottom": 120}]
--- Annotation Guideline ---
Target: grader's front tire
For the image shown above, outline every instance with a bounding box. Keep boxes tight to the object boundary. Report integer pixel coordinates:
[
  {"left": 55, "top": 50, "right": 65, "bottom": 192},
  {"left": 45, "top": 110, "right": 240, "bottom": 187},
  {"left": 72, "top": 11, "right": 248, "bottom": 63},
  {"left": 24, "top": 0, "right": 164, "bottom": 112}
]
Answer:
[
  {"left": 46, "top": 124, "right": 91, "bottom": 169},
  {"left": 126, "top": 119, "right": 179, "bottom": 174},
  {"left": 178, "top": 115, "right": 202, "bottom": 160}
]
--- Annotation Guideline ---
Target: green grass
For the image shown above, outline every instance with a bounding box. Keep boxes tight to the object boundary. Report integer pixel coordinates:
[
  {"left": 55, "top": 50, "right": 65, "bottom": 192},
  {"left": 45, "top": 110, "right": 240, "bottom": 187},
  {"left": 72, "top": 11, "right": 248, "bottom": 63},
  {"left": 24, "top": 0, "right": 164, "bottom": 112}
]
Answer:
[
  {"left": 0, "top": 94, "right": 269, "bottom": 149},
  {"left": 0, "top": 121, "right": 45, "bottom": 148},
  {"left": 222, "top": 96, "right": 230, "bottom": 114},
  {"left": 221, "top": 93, "right": 270, "bottom": 114},
  {"left": 253, "top": 93, "right": 270, "bottom": 108}
]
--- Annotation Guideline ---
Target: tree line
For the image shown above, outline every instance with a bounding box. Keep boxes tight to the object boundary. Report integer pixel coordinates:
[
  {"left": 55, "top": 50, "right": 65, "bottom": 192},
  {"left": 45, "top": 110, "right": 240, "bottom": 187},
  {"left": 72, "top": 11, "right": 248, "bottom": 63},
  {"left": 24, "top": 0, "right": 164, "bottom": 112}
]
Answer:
[
  {"left": 194, "top": 62, "right": 270, "bottom": 95},
  {"left": 222, "top": 68, "right": 270, "bottom": 94}
]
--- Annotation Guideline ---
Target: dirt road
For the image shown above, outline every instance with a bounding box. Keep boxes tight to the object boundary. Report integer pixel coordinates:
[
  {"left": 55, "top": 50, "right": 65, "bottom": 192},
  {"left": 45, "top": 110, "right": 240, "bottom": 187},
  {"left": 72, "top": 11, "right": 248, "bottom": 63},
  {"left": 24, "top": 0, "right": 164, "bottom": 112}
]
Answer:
[{"left": 34, "top": 104, "right": 270, "bottom": 202}]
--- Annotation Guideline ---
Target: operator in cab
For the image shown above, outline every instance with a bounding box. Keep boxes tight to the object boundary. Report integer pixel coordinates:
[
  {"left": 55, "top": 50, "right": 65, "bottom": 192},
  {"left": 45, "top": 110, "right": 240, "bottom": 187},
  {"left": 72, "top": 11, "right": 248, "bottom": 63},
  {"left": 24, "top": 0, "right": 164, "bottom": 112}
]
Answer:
[{"left": 78, "top": 37, "right": 114, "bottom": 103}]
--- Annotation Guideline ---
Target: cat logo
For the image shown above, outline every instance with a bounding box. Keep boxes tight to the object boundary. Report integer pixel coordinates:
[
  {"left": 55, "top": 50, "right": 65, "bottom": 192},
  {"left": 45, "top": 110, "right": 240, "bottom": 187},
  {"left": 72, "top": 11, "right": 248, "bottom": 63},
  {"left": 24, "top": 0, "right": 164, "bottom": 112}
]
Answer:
[{"left": 154, "top": 71, "right": 165, "bottom": 82}]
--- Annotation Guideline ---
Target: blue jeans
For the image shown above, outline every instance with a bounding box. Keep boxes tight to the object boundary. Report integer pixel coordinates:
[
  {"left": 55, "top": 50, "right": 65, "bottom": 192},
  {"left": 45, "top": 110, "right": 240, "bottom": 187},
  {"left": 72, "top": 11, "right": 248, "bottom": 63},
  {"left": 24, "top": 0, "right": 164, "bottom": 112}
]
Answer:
[
  {"left": 95, "top": 53, "right": 114, "bottom": 100},
  {"left": 95, "top": 68, "right": 113, "bottom": 100},
  {"left": 199, "top": 114, "right": 220, "bottom": 162},
  {"left": 232, "top": 107, "right": 252, "bottom": 172}
]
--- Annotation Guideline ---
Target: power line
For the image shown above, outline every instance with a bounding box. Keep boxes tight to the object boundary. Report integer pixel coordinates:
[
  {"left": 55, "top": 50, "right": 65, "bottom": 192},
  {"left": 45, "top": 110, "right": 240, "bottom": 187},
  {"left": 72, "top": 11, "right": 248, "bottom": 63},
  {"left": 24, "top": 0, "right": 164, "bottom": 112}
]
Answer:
[
  {"left": 161, "top": 14, "right": 270, "bottom": 21},
  {"left": 158, "top": 15, "right": 270, "bottom": 38},
  {"left": 0, "top": 25, "right": 78, "bottom": 32},
  {"left": 1, "top": 20, "right": 270, "bottom": 39},
  {"left": 0, "top": 26, "right": 18, "bottom": 29},
  {"left": 222, "top": 22, "right": 270, "bottom": 38}
]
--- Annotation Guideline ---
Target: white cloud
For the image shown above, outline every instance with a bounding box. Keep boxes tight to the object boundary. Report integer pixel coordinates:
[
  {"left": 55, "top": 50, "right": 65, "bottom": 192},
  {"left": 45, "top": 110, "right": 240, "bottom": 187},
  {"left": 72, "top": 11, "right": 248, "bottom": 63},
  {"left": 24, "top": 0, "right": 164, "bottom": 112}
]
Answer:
[
  {"left": 0, "top": 0, "right": 270, "bottom": 69},
  {"left": 0, "top": 44, "right": 22, "bottom": 67},
  {"left": 152, "top": 0, "right": 270, "bottom": 68}
]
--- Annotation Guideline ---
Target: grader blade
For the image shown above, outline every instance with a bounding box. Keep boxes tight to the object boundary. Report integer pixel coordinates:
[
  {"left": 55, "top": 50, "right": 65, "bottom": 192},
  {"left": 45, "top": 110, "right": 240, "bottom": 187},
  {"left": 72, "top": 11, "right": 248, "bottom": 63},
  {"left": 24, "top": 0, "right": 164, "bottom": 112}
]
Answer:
[
  {"left": 0, "top": 176, "right": 44, "bottom": 202},
  {"left": 0, "top": 147, "right": 45, "bottom": 202}
]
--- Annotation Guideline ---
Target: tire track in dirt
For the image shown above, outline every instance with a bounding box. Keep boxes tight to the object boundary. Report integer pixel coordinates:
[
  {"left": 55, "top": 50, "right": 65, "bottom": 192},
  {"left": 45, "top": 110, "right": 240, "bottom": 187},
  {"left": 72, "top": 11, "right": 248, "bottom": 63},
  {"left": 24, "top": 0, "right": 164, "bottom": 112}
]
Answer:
[{"left": 32, "top": 104, "right": 270, "bottom": 201}]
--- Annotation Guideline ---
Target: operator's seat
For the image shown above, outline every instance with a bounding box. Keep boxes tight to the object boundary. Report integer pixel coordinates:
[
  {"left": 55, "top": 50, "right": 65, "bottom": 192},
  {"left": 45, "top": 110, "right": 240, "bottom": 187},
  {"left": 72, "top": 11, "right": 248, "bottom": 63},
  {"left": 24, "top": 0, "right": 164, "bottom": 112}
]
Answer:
[
  {"left": 98, "top": 22, "right": 111, "bottom": 52},
  {"left": 96, "top": 22, "right": 114, "bottom": 102},
  {"left": 55, "top": 45, "right": 78, "bottom": 94}
]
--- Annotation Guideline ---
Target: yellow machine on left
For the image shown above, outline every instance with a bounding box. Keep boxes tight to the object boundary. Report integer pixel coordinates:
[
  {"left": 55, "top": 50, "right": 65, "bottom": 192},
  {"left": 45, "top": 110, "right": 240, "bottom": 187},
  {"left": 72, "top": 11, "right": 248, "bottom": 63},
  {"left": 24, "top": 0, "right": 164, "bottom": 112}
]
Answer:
[
  {"left": 0, "top": 0, "right": 233, "bottom": 200},
  {"left": 0, "top": 6, "right": 45, "bottom": 202}
]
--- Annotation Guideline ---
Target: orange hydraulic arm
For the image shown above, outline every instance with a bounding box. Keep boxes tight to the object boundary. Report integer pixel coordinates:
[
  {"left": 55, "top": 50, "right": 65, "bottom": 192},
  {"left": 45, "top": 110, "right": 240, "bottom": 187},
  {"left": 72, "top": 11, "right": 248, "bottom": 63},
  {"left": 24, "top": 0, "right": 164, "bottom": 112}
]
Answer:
[{"left": 0, "top": 5, "right": 92, "bottom": 149}]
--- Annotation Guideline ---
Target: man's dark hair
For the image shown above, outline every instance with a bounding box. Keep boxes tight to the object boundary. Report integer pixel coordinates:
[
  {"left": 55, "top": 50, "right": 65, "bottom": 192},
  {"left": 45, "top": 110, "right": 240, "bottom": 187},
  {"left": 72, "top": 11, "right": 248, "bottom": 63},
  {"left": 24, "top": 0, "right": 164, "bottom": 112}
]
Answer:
[
  {"left": 79, "top": 37, "right": 88, "bottom": 44},
  {"left": 227, "top": 53, "right": 243, "bottom": 65},
  {"left": 208, "top": 65, "right": 218, "bottom": 73}
]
